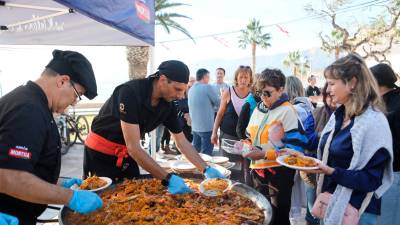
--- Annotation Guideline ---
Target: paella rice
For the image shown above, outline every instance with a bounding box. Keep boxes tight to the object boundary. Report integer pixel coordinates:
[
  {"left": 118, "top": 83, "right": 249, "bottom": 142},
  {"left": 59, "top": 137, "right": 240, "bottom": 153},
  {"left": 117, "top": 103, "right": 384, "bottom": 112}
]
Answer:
[
  {"left": 67, "top": 179, "right": 264, "bottom": 225},
  {"left": 79, "top": 175, "right": 107, "bottom": 190}
]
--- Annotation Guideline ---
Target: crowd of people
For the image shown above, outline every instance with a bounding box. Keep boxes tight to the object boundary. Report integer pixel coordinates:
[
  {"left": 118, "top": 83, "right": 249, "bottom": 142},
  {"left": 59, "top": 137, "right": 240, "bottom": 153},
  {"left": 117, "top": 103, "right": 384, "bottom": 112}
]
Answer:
[{"left": 0, "top": 49, "right": 398, "bottom": 225}]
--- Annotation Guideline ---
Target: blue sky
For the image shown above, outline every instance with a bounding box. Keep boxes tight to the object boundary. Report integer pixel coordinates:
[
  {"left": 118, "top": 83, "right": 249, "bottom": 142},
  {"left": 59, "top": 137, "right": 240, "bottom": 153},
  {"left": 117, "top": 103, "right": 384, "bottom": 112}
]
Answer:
[{"left": 0, "top": 0, "right": 394, "bottom": 102}]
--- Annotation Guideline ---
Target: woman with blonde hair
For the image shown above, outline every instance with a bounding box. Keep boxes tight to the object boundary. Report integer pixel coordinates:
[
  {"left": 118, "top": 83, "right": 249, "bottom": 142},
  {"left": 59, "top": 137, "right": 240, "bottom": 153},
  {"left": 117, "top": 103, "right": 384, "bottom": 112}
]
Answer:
[
  {"left": 211, "top": 65, "right": 252, "bottom": 182},
  {"left": 305, "top": 54, "right": 393, "bottom": 225}
]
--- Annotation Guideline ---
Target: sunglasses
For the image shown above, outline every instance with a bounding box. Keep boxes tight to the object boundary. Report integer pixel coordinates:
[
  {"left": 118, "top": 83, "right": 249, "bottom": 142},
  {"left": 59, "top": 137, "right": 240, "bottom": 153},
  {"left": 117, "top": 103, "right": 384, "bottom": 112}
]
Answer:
[
  {"left": 70, "top": 81, "right": 82, "bottom": 102},
  {"left": 256, "top": 90, "right": 272, "bottom": 97},
  {"left": 240, "top": 65, "right": 251, "bottom": 69}
]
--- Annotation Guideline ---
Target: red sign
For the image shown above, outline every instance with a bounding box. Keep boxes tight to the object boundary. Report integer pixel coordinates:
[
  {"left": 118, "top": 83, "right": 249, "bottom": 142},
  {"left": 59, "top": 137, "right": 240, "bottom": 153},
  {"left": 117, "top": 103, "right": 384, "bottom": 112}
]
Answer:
[
  {"left": 8, "top": 148, "right": 31, "bottom": 159},
  {"left": 135, "top": 0, "right": 150, "bottom": 23}
]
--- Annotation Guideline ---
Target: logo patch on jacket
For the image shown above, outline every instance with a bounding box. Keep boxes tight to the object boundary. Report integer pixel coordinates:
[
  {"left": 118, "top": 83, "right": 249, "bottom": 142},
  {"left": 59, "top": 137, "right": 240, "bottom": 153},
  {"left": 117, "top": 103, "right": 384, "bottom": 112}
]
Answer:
[
  {"left": 119, "top": 103, "right": 126, "bottom": 114},
  {"left": 8, "top": 146, "right": 31, "bottom": 159}
]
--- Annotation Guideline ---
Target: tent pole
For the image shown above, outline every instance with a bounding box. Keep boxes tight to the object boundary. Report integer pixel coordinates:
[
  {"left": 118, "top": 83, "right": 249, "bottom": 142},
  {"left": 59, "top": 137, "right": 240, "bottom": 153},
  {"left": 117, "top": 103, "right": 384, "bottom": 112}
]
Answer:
[
  {"left": 6, "top": 11, "right": 70, "bottom": 29},
  {"left": 1, "top": 2, "right": 66, "bottom": 12},
  {"left": 149, "top": 46, "right": 157, "bottom": 160}
]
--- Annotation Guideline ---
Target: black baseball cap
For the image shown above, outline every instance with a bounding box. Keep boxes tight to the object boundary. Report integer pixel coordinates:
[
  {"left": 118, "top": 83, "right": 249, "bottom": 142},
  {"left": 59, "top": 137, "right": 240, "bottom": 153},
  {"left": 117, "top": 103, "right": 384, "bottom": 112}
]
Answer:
[
  {"left": 370, "top": 63, "right": 398, "bottom": 88},
  {"left": 46, "top": 49, "right": 98, "bottom": 99},
  {"left": 151, "top": 60, "right": 190, "bottom": 84}
]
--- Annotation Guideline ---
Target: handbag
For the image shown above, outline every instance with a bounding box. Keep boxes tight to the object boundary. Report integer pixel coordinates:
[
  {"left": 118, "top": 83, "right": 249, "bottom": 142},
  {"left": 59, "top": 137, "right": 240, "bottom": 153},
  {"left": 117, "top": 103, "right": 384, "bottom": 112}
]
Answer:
[{"left": 311, "top": 130, "right": 373, "bottom": 225}]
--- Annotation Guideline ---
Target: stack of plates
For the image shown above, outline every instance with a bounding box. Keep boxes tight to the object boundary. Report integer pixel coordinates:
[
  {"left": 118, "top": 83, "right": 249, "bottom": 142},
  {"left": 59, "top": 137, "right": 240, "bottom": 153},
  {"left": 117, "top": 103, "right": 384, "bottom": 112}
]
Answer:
[
  {"left": 211, "top": 156, "right": 229, "bottom": 164},
  {"left": 210, "top": 156, "right": 234, "bottom": 169},
  {"left": 176, "top": 153, "right": 212, "bottom": 162},
  {"left": 170, "top": 160, "right": 197, "bottom": 173},
  {"left": 211, "top": 163, "right": 232, "bottom": 178},
  {"left": 156, "top": 152, "right": 178, "bottom": 160}
]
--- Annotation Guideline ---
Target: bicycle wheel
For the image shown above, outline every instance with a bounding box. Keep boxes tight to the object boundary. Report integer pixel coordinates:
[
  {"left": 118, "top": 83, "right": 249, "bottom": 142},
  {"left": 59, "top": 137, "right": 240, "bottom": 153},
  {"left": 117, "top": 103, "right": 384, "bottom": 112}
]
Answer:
[
  {"left": 60, "top": 122, "right": 71, "bottom": 155},
  {"left": 76, "top": 115, "right": 90, "bottom": 143},
  {"left": 66, "top": 116, "right": 78, "bottom": 146}
]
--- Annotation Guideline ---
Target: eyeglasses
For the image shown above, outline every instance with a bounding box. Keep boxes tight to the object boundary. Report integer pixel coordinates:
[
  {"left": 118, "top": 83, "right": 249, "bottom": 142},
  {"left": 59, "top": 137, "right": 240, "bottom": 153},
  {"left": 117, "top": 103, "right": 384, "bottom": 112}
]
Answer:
[
  {"left": 256, "top": 90, "right": 272, "bottom": 97},
  {"left": 70, "top": 81, "right": 82, "bottom": 102},
  {"left": 240, "top": 65, "right": 251, "bottom": 69}
]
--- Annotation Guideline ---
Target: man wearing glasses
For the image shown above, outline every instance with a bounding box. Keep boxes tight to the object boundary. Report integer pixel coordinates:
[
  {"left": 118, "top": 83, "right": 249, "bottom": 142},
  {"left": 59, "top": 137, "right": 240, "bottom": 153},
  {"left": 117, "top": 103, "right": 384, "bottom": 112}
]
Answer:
[
  {"left": 0, "top": 50, "right": 102, "bottom": 225},
  {"left": 84, "top": 60, "right": 225, "bottom": 195}
]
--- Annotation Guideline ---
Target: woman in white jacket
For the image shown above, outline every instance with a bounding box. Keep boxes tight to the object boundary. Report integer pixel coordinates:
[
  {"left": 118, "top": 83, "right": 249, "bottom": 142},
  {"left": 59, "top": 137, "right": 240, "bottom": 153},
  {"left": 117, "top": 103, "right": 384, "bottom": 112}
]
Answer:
[{"left": 304, "top": 53, "right": 393, "bottom": 225}]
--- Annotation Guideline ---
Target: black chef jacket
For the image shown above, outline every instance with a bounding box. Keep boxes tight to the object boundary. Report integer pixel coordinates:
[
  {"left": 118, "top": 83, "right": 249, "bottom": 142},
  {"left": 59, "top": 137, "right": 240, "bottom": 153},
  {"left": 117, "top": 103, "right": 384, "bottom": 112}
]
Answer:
[
  {"left": 84, "top": 78, "right": 182, "bottom": 181},
  {"left": 0, "top": 81, "right": 61, "bottom": 225}
]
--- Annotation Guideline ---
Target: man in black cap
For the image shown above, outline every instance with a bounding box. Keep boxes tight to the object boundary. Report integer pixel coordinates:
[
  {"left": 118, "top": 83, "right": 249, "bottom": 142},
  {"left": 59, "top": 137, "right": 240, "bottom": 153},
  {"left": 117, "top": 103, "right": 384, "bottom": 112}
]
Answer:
[
  {"left": 0, "top": 50, "right": 102, "bottom": 225},
  {"left": 370, "top": 63, "right": 400, "bottom": 225},
  {"left": 84, "top": 60, "right": 225, "bottom": 194}
]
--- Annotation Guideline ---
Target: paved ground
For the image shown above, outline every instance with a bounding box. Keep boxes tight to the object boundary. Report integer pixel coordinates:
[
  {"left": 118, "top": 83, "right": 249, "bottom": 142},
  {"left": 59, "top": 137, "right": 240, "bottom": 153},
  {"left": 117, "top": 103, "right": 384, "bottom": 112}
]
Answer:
[
  {"left": 37, "top": 143, "right": 306, "bottom": 225},
  {"left": 38, "top": 144, "right": 84, "bottom": 225}
]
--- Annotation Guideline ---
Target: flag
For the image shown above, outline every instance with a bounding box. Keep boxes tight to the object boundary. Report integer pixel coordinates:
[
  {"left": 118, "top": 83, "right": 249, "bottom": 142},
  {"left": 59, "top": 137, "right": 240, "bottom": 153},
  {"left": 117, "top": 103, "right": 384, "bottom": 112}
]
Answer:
[
  {"left": 213, "top": 36, "right": 231, "bottom": 48},
  {"left": 276, "top": 24, "right": 289, "bottom": 37}
]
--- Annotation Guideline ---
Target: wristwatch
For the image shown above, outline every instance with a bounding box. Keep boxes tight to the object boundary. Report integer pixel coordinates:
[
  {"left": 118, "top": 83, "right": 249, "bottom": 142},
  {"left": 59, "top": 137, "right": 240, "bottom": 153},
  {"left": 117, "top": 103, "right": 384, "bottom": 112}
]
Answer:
[
  {"left": 202, "top": 165, "right": 210, "bottom": 174},
  {"left": 161, "top": 173, "right": 175, "bottom": 186}
]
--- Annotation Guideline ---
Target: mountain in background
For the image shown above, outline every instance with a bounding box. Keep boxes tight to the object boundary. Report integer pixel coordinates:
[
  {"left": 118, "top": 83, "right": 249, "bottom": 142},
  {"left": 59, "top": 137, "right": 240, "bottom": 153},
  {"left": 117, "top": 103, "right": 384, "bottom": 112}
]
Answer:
[{"left": 191, "top": 47, "right": 336, "bottom": 83}]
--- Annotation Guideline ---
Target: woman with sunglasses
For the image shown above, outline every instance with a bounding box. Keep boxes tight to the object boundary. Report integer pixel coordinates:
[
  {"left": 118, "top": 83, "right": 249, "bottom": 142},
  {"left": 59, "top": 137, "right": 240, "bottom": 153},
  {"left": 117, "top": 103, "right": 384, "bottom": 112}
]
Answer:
[
  {"left": 243, "top": 69, "right": 308, "bottom": 225},
  {"left": 211, "top": 65, "right": 252, "bottom": 182},
  {"left": 303, "top": 54, "right": 393, "bottom": 225}
]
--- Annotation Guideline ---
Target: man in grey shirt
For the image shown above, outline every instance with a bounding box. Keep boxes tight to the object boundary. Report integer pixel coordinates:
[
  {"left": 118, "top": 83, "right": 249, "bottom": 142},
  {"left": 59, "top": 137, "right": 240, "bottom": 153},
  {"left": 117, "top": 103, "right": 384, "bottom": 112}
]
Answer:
[
  {"left": 212, "top": 68, "right": 229, "bottom": 112},
  {"left": 188, "top": 69, "right": 220, "bottom": 155}
]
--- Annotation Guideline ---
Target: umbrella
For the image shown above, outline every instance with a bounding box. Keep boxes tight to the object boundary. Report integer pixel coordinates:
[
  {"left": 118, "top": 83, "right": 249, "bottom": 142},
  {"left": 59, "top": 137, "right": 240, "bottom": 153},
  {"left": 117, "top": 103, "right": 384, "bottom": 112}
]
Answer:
[{"left": 0, "top": 0, "right": 154, "bottom": 46}]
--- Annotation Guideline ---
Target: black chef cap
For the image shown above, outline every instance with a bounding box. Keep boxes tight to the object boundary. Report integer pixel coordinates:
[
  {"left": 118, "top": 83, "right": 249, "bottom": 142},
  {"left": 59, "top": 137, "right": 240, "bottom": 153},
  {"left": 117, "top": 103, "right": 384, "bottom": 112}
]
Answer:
[
  {"left": 370, "top": 63, "right": 398, "bottom": 88},
  {"left": 46, "top": 49, "right": 97, "bottom": 99},
  {"left": 151, "top": 60, "right": 190, "bottom": 84}
]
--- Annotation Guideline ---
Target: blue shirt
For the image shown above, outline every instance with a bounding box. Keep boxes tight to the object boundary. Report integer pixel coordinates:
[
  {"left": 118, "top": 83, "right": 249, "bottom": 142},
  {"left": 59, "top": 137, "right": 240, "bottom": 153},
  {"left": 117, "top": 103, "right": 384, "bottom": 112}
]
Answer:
[
  {"left": 319, "top": 106, "right": 390, "bottom": 215},
  {"left": 188, "top": 83, "right": 220, "bottom": 132}
]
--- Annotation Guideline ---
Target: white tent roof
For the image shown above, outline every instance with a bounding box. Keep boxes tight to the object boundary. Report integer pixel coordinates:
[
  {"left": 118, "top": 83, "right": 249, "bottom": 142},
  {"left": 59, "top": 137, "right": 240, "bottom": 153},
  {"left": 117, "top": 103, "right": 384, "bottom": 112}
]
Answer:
[{"left": 0, "top": 0, "right": 154, "bottom": 46}]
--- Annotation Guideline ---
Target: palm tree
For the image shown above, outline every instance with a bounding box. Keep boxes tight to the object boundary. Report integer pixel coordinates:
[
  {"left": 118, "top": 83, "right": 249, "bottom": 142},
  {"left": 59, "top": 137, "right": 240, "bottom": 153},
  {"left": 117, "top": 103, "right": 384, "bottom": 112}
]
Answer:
[
  {"left": 283, "top": 51, "right": 301, "bottom": 76},
  {"left": 127, "top": 0, "right": 192, "bottom": 80},
  {"left": 283, "top": 51, "right": 310, "bottom": 82},
  {"left": 319, "top": 29, "right": 344, "bottom": 60},
  {"left": 238, "top": 18, "right": 271, "bottom": 73}
]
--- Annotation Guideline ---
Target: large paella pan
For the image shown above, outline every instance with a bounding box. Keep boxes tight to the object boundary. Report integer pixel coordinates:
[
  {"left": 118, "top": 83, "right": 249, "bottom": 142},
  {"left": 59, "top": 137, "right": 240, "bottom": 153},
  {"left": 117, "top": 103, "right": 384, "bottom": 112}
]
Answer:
[{"left": 59, "top": 179, "right": 272, "bottom": 225}]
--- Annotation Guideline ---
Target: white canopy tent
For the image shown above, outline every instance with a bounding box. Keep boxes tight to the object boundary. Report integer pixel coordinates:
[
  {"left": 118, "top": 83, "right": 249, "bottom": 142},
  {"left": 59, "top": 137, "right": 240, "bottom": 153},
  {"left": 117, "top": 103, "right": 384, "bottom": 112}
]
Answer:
[
  {"left": 0, "top": 0, "right": 158, "bottom": 160},
  {"left": 0, "top": 0, "right": 155, "bottom": 46}
]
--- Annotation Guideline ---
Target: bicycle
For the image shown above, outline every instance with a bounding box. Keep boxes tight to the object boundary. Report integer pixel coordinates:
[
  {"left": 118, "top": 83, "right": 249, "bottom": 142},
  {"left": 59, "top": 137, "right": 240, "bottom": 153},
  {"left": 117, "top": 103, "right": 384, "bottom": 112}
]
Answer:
[{"left": 55, "top": 107, "right": 90, "bottom": 155}]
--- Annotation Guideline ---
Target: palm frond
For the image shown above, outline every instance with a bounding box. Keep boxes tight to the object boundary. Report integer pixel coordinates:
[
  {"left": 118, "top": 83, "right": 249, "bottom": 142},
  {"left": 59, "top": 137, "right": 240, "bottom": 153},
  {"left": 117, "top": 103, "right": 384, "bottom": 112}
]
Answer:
[
  {"left": 155, "top": 0, "right": 193, "bottom": 41},
  {"left": 161, "top": 20, "right": 194, "bottom": 40}
]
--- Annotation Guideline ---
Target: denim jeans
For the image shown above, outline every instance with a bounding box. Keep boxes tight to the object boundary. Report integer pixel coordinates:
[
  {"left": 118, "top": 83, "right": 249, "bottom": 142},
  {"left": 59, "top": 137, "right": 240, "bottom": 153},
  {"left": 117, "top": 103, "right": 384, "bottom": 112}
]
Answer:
[
  {"left": 359, "top": 212, "right": 378, "bottom": 225},
  {"left": 192, "top": 131, "right": 213, "bottom": 156},
  {"left": 149, "top": 125, "right": 164, "bottom": 153},
  {"left": 320, "top": 212, "right": 377, "bottom": 225},
  {"left": 304, "top": 183, "right": 320, "bottom": 224},
  {"left": 376, "top": 171, "right": 400, "bottom": 225}
]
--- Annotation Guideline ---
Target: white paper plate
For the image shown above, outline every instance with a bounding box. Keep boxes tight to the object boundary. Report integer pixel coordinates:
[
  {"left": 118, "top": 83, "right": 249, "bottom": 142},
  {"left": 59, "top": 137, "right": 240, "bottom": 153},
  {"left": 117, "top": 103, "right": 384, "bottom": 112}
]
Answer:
[
  {"left": 276, "top": 155, "right": 320, "bottom": 170},
  {"left": 157, "top": 161, "right": 171, "bottom": 169},
  {"left": 170, "top": 160, "right": 196, "bottom": 171},
  {"left": 211, "top": 156, "right": 229, "bottom": 164},
  {"left": 156, "top": 152, "right": 177, "bottom": 160},
  {"left": 199, "top": 178, "right": 232, "bottom": 196},
  {"left": 209, "top": 163, "right": 231, "bottom": 178},
  {"left": 220, "top": 161, "right": 235, "bottom": 169},
  {"left": 71, "top": 177, "right": 112, "bottom": 192},
  {"left": 175, "top": 153, "right": 212, "bottom": 162}
]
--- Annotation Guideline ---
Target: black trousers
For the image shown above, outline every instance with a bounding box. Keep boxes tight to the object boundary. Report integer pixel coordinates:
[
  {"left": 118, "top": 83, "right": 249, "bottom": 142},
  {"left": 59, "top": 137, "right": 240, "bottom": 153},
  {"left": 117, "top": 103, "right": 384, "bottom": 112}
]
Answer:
[
  {"left": 252, "top": 167, "right": 296, "bottom": 225},
  {"left": 83, "top": 146, "right": 141, "bottom": 183}
]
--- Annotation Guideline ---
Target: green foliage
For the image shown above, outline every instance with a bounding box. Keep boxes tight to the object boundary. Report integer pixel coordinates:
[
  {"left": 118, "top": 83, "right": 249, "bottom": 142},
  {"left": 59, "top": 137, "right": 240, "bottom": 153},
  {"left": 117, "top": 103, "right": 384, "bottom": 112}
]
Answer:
[
  {"left": 283, "top": 51, "right": 310, "bottom": 77},
  {"left": 238, "top": 19, "right": 271, "bottom": 49},
  {"left": 155, "top": 0, "right": 193, "bottom": 40}
]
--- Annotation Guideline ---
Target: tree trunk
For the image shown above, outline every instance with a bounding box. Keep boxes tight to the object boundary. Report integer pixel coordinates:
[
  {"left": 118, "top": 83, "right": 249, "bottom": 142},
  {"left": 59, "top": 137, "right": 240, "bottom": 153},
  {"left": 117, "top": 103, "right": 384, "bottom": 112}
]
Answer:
[
  {"left": 251, "top": 42, "right": 256, "bottom": 74},
  {"left": 335, "top": 47, "right": 340, "bottom": 60},
  {"left": 126, "top": 46, "right": 150, "bottom": 80}
]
